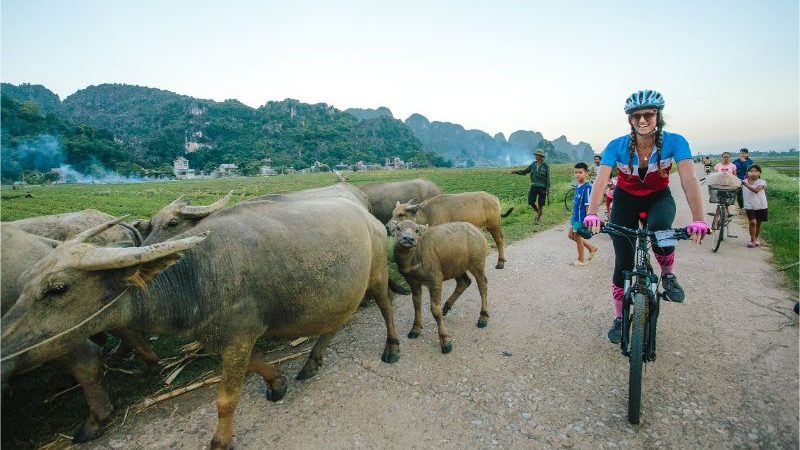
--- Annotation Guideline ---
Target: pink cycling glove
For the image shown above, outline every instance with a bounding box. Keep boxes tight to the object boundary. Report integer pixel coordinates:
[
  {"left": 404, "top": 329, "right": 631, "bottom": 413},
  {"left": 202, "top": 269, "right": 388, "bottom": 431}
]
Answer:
[
  {"left": 686, "top": 220, "right": 710, "bottom": 235},
  {"left": 583, "top": 214, "right": 601, "bottom": 228}
]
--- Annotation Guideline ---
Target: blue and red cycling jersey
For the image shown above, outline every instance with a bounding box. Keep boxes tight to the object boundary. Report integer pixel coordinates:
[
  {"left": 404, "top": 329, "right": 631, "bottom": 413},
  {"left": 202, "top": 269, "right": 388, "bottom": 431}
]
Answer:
[{"left": 600, "top": 131, "right": 692, "bottom": 197}]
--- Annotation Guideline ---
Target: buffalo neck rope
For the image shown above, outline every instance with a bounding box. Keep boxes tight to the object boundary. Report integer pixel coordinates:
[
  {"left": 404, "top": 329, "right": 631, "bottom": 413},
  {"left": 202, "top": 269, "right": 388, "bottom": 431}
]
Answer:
[{"left": 0, "top": 287, "right": 130, "bottom": 363}]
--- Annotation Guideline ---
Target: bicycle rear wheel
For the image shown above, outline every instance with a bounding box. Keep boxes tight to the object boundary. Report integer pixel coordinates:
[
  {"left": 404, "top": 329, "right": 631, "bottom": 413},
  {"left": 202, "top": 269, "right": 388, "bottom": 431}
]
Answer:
[
  {"left": 712, "top": 206, "right": 726, "bottom": 252},
  {"left": 628, "top": 292, "right": 646, "bottom": 424},
  {"left": 563, "top": 188, "right": 574, "bottom": 211}
]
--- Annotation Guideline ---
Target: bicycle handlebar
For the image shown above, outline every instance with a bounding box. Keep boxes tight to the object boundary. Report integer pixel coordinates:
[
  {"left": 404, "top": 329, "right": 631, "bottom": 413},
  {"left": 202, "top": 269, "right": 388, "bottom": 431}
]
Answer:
[{"left": 576, "top": 222, "right": 691, "bottom": 242}]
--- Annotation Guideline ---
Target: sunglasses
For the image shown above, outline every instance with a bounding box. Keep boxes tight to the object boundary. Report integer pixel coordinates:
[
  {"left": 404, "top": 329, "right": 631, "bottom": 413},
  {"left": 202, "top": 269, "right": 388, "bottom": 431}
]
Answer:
[{"left": 630, "top": 111, "right": 657, "bottom": 122}]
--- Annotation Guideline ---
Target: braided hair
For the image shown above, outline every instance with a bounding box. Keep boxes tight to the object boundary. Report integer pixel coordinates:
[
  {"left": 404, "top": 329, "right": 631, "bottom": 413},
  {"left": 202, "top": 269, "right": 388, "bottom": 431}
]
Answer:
[{"left": 627, "top": 112, "right": 667, "bottom": 178}]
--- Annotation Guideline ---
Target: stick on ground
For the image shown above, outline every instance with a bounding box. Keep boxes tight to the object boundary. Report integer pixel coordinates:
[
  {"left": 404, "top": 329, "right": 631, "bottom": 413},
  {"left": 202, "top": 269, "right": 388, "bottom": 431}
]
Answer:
[{"left": 138, "top": 348, "right": 312, "bottom": 410}]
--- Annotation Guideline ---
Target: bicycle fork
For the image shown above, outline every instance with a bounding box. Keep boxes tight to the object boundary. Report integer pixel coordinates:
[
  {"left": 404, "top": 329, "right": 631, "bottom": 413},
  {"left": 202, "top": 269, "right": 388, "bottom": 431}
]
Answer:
[{"left": 620, "top": 271, "right": 660, "bottom": 362}]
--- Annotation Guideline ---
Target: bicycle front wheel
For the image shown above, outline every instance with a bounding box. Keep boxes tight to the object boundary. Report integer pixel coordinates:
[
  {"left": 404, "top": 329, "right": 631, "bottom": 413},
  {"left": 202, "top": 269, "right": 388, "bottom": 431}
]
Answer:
[
  {"left": 563, "top": 188, "right": 574, "bottom": 211},
  {"left": 712, "top": 206, "right": 726, "bottom": 252},
  {"left": 628, "top": 292, "right": 646, "bottom": 424}
]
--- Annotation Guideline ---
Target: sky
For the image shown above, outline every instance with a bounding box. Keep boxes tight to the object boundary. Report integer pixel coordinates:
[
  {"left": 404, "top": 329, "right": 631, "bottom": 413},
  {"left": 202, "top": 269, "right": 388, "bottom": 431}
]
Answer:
[{"left": 2, "top": 0, "right": 798, "bottom": 154}]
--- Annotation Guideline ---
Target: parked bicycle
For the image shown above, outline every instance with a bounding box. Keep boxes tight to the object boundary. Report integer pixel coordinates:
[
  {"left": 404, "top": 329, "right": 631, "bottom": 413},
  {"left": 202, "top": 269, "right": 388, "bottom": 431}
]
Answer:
[
  {"left": 563, "top": 181, "right": 578, "bottom": 212},
  {"left": 707, "top": 184, "right": 739, "bottom": 252},
  {"left": 579, "top": 218, "right": 691, "bottom": 424}
]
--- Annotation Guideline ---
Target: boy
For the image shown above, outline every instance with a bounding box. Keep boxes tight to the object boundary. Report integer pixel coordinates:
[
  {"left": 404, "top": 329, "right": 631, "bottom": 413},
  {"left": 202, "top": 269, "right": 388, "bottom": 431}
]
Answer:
[
  {"left": 741, "top": 164, "right": 767, "bottom": 248},
  {"left": 568, "top": 162, "right": 598, "bottom": 266},
  {"left": 733, "top": 148, "right": 753, "bottom": 213}
]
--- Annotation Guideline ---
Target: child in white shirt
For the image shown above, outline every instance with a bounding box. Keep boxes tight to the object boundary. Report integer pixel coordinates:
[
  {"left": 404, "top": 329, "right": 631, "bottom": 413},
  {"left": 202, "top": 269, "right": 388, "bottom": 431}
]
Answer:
[{"left": 741, "top": 164, "right": 767, "bottom": 248}]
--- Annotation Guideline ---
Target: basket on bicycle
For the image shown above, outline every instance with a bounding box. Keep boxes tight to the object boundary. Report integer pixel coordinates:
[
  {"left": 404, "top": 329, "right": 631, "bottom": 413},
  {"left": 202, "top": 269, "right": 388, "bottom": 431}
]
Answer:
[
  {"left": 708, "top": 185, "right": 738, "bottom": 205},
  {"left": 705, "top": 172, "right": 741, "bottom": 205}
]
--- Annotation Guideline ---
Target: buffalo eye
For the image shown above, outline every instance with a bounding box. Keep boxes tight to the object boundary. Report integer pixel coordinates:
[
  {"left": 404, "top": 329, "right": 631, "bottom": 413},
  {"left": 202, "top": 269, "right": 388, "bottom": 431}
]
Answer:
[
  {"left": 167, "top": 218, "right": 179, "bottom": 228},
  {"left": 46, "top": 283, "right": 68, "bottom": 296}
]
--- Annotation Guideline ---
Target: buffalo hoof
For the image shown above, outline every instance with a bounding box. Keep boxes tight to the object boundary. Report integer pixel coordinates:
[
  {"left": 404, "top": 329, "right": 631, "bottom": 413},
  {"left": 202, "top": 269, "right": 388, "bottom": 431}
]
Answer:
[
  {"left": 295, "top": 358, "right": 319, "bottom": 381},
  {"left": 359, "top": 297, "right": 372, "bottom": 308},
  {"left": 477, "top": 318, "right": 489, "bottom": 328},
  {"left": 144, "top": 361, "right": 161, "bottom": 377},
  {"left": 441, "top": 342, "right": 453, "bottom": 354},
  {"left": 266, "top": 375, "right": 288, "bottom": 401},
  {"left": 72, "top": 423, "right": 105, "bottom": 443},
  {"left": 295, "top": 365, "right": 318, "bottom": 381},
  {"left": 210, "top": 436, "right": 234, "bottom": 450},
  {"left": 442, "top": 304, "right": 451, "bottom": 316},
  {"left": 495, "top": 261, "right": 505, "bottom": 269},
  {"left": 389, "top": 278, "right": 411, "bottom": 295},
  {"left": 407, "top": 330, "right": 420, "bottom": 339},
  {"left": 381, "top": 349, "right": 400, "bottom": 364}
]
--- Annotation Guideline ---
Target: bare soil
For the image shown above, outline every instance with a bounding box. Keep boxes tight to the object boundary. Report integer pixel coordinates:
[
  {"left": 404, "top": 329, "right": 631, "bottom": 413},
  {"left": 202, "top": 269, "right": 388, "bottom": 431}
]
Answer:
[{"left": 85, "top": 169, "right": 798, "bottom": 449}]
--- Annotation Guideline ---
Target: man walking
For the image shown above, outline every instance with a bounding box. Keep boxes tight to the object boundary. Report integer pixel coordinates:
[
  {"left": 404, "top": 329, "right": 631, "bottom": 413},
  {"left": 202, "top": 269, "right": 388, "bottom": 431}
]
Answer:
[
  {"left": 589, "top": 154, "right": 601, "bottom": 181},
  {"left": 733, "top": 148, "right": 753, "bottom": 213},
  {"left": 511, "top": 148, "right": 550, "bottom": 224}
]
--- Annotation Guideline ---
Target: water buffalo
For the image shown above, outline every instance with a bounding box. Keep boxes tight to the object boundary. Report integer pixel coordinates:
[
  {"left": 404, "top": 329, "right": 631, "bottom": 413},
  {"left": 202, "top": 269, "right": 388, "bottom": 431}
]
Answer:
[
  {"left": 134, "top": 191, "right": 233, "bottom": 244},
  {"left": 391, "top": 191, "right": 513, "bottom": 269},
  {"left": 144, "top": 185, "right": 408, "bottom": 296},
  {"left": 10, "top": 209, "right": 142, "bottom": 246},
  {"left": 0, "top": 224, "right": 115, "bottom": 442},
  {"left": 2, "top": 196, "right": 400, "bottom": 449},
  {"left": 359, "top": 178, "right": 442, "bottom": 224},
  {"left": 387, "top": 220, "right": 490, "bottom": 354},
  {"left": 140, "top": 185, "right": 367, "bottom": 245}
]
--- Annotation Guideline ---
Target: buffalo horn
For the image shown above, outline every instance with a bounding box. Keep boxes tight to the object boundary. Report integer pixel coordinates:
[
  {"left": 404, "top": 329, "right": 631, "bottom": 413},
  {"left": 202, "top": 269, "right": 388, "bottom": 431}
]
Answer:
[
  {"left": 77, "top": 233, "right": 208, "bottom": 270},
  {"left": 169, "top": 195, "right": 186, "bottom": 206},
  {"left": 67, "top": 216, "right": 129, "bottom": 244},
  {"left": 179, "top": 191, "right": 233, "bottom": 218}
]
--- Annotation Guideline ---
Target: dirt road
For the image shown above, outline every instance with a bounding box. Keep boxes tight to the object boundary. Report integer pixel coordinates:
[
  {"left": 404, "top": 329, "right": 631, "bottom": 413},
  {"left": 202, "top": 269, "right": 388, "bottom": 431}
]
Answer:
[{"left": 87, "top": 168, "right": 798, "bottom": 449}]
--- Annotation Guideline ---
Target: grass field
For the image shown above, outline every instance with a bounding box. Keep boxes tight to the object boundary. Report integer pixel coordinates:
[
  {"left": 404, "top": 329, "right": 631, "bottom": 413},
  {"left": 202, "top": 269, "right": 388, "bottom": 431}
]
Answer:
[
  {"left": 1, "top": 165, "right": 576, "bottom": 449},
  {"left": 756, "top": 168, "right": 799, "bottom": 290},
  {"left": 752, "top": 156, "right": 798, "bottom": 179}
]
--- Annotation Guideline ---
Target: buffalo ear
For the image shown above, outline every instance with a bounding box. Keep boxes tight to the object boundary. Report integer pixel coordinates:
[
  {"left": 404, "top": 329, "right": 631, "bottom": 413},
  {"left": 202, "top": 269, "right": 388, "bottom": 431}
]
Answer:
[
  {"left": 131, "top": 219, "right": 152, "bottom": 237},
  {"left": 406, "top": 198, "right": 417, "bottom": 204},
  {"left": 407, "top": 204, "right": 421, "bottom": 213},
  {"left": 395, "top": 201, "right": 401, "bottom": 208},
  {"left": 385, "top": 220, "right": 400, "bottom": 234},
  {"left": 126, "top": 253, "right": 183, "bottom": 288},
  {"left": 417, "top": 224, "right": 429, "bottom": 236},
  {"left": 36, "top": 235, "right": 62, "bottom": 249}
]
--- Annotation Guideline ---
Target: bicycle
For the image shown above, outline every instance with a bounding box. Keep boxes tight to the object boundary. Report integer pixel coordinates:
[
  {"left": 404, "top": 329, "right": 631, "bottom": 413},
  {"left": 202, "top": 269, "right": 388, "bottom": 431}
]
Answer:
[
  {"left": 563, "top": 181, "right": 578, "bottom": 211},
  {"left": 578, "top": 219, "right": 691, "bottom": 424},
  {"left": 707, "top": 185, "right": 739, "bottom": 252}
]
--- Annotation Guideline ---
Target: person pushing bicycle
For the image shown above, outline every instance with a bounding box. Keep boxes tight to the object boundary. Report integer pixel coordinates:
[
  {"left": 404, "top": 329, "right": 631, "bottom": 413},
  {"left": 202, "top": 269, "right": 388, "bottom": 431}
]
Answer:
[{"left": 583, "top": 90, "right": 709, "bottom": 344}]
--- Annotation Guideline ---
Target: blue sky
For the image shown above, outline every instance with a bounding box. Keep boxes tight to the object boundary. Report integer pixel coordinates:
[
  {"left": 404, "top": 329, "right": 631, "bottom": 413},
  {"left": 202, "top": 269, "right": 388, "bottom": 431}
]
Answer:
[{"left": 2, "top": 0, "right": 798, "bottom": 153}]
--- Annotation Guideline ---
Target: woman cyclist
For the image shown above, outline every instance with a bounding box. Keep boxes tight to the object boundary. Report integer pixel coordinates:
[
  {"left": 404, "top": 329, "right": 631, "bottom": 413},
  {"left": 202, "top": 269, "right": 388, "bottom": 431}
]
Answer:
[{"left": 583, "top": 90, "right": 709, "bottom": 343}]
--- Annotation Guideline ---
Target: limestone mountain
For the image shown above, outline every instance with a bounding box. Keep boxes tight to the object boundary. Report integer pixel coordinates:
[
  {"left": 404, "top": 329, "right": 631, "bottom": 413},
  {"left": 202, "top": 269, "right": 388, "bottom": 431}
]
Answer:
[
  {"left": 344, "top": 106, "right": 394, "bottom": 121},
  {"left": 346, "top": 107, "right": 594, "bottom": 166},
  {"left": 1, "top": 83, "right": 445, "bottom": 180},
  {"left": 0, "top": 83, "right": 63, "bottom": 115}
]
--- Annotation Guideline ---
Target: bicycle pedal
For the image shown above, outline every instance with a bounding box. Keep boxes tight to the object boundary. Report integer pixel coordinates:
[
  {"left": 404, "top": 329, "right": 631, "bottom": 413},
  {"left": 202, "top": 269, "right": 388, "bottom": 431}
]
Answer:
[
  {"left": 728, "top": 234, "right": 738, "bottom": 238},
  {"left": 706, "top": 212, "right": 715, "bottom": 216}
]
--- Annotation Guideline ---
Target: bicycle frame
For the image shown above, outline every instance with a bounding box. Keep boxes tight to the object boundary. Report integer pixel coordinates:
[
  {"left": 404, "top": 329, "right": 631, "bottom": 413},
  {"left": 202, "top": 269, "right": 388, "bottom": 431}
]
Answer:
[{"left": 613, "top": 225, "right": 661, "bottom": 362}]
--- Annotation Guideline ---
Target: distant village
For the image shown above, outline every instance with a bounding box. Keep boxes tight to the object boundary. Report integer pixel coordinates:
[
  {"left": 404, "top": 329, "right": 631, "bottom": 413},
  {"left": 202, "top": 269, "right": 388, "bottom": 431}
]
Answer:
[{"left": 172, "top": 156, "right": 412, "bottom": 179}]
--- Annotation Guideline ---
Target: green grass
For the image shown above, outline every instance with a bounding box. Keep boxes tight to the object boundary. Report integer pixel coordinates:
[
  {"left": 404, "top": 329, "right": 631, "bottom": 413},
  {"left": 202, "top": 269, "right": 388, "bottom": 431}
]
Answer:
[
  {"left": 757, "top": 168, "right": 799, "bottom": 290},
  {"left": 755, "top": 156, "right": 798, "bottom": 179},
  {"left": 1, "top": 166, "right": 574, "bottom": 449}
]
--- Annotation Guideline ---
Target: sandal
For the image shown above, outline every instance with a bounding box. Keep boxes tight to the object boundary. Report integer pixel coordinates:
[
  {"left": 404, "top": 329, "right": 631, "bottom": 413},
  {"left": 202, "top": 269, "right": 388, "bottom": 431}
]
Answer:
[{"left": 588, "top": 248, "right": 599, "bottom": 260}]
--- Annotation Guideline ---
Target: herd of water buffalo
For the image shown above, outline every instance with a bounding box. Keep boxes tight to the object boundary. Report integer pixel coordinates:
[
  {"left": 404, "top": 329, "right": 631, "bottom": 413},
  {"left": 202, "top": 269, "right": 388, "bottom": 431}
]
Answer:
[{"left": 1, "top": 178, "right": 514, "bottom": 449}]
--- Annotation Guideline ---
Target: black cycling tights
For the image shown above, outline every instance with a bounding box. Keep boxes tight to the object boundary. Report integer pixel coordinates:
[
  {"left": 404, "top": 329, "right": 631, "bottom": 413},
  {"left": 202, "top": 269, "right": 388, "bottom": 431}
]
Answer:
[{"left": 609, "top": 187, "right": 676, "bottom": 287}]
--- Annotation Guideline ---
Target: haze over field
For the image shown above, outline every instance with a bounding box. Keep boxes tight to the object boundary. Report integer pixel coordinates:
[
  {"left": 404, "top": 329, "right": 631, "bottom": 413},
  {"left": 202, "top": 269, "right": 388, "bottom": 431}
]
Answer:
[{"left": 2, "top": 0, "right": 798, "bottom": 153}]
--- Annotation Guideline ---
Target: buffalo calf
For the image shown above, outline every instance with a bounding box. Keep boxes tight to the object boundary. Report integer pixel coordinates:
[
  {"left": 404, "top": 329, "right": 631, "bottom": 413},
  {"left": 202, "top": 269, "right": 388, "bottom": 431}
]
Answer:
[{"left": 388, "top": 220, "right": 489, "bottom": 354}]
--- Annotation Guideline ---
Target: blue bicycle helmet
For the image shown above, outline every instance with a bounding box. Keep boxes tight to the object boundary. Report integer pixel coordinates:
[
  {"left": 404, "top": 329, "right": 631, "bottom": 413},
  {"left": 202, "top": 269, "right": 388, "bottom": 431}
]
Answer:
[{"left": 624, "top": 90, "right": 665, "bottom": 113}]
